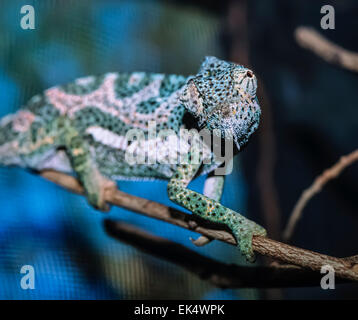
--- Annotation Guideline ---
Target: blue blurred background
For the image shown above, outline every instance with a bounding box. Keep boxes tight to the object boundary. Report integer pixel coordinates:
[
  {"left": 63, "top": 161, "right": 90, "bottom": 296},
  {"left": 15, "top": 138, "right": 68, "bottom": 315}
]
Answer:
[{"left": 0, "top": 0, "right": 357, "bottom": 299}]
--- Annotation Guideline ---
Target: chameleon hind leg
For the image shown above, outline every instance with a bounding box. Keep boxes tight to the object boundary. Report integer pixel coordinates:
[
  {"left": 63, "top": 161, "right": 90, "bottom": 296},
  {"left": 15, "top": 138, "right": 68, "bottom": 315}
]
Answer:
[
  {"left": 168, "top": 163, "right": 267, "bottom": 262},
  {"left": 63, "top": 124, "right": 116, "bottom": 211}
]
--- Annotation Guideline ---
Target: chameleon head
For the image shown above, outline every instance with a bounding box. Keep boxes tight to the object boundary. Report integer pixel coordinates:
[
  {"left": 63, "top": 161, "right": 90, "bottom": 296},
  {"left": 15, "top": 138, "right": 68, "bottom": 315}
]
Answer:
[{"left": 180, "top": 56, "right": 261, "bottom": 151}]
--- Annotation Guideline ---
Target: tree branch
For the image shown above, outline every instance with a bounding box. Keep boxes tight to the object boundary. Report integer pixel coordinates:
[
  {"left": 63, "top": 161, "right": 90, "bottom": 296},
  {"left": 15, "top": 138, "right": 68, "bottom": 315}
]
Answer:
[
  {"left": 283, "top": 149, "right": 358, "bottom": 241},
  {"left": 295, "top": 26, "right": 358, "bottom": 72},
  {"left": 104, "top": 219, "right": 349, "bottom": 288},
  {"left": 39, "top": 169, "right": 358, "bottom": 282}
]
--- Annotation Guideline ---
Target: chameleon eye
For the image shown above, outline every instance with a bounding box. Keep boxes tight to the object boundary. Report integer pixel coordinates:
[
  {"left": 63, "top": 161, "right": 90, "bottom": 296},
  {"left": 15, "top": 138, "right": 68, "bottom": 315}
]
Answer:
[
  {"left": 246, "top": 71, "right": 253, "bottom": 78},
  {"left": 220, "top": 104, "right": 232, "bottom": 118}
]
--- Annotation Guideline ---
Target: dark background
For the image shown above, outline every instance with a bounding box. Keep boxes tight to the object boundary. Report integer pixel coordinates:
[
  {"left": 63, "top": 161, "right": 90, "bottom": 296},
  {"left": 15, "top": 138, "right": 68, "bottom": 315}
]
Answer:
[{"left": 0, "top": 0, "right": 357, "bottom": 299}]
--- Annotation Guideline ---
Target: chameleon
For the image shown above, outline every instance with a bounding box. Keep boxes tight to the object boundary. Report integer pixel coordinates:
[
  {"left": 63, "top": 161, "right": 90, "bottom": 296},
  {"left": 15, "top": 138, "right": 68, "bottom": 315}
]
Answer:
[{"left": 0, "top": 56, "right": 266, "bottom": 261}]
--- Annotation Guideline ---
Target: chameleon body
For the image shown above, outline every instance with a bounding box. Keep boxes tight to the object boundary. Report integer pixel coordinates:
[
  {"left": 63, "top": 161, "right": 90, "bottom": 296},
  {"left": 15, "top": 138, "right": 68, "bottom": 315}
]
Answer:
[{"left": 0, "top": 56, "right": 266, "bottom": 261}]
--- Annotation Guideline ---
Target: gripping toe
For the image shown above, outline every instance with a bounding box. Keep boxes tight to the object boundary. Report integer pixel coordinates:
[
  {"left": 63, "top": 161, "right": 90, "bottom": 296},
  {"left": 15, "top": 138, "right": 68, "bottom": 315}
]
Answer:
[
  {"left": 87, "top": 178, "right": 117, "bottom": 212},
  {"left": 231, "top": 218, "right": 267, "bottom": 263}
]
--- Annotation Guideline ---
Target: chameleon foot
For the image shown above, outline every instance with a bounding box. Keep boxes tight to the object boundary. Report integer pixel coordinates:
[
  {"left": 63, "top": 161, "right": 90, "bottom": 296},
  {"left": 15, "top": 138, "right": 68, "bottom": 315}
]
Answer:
[
  {"left": 86, "top": 175, "right": 117, "bottom": 212},
  {"left": 190, "top": 235, "right": 212, "bottom": 246},
  {"left": 230, "top": 213, "right": 267, "bottom": 263}
]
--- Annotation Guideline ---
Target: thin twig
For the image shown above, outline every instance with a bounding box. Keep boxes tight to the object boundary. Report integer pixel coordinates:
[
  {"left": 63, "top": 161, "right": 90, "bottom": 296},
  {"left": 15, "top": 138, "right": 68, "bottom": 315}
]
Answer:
[
  {"left": 295, "top": 26, "right": 358, "bottom": 72},
  {"left": 283, "top": 149, "right": 358, "bottom": 241},
  {"left": 285, "top": 27, "right": 358, "bottom": 241},
  {"left": 104, "top": 219, "right": 349, "bottom": 288},
  {"left": 39, "top": 169, "right": 358, "bottom": 282}
]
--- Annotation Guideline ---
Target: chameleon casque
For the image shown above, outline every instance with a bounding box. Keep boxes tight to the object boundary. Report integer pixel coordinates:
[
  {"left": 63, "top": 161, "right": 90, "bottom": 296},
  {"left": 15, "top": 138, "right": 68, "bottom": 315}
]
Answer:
[{"left": 0, "top": 56, "right": 266, "bottom": 261}]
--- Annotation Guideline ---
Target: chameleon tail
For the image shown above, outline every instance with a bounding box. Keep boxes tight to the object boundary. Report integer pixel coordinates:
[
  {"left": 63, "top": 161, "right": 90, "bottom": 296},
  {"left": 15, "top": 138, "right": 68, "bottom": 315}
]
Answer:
[
  {"left": 0, "top": 114, "right": 22, "bottom": 166},
  {"left": 0, "top": 111, "right": 37, "bottom": 167}
]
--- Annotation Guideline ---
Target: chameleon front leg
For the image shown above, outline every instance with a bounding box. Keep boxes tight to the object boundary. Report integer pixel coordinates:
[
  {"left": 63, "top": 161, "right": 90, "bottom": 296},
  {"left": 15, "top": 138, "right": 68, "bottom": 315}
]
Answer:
[
  {"left": 64, "top": 125, "right": 116, "bottom": 211},
  {"left": 191, "top": 174, "right": 225, "bottom": 246},
  {"left": 167, "top": 163, "right": 267, "bottom": 262}
]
